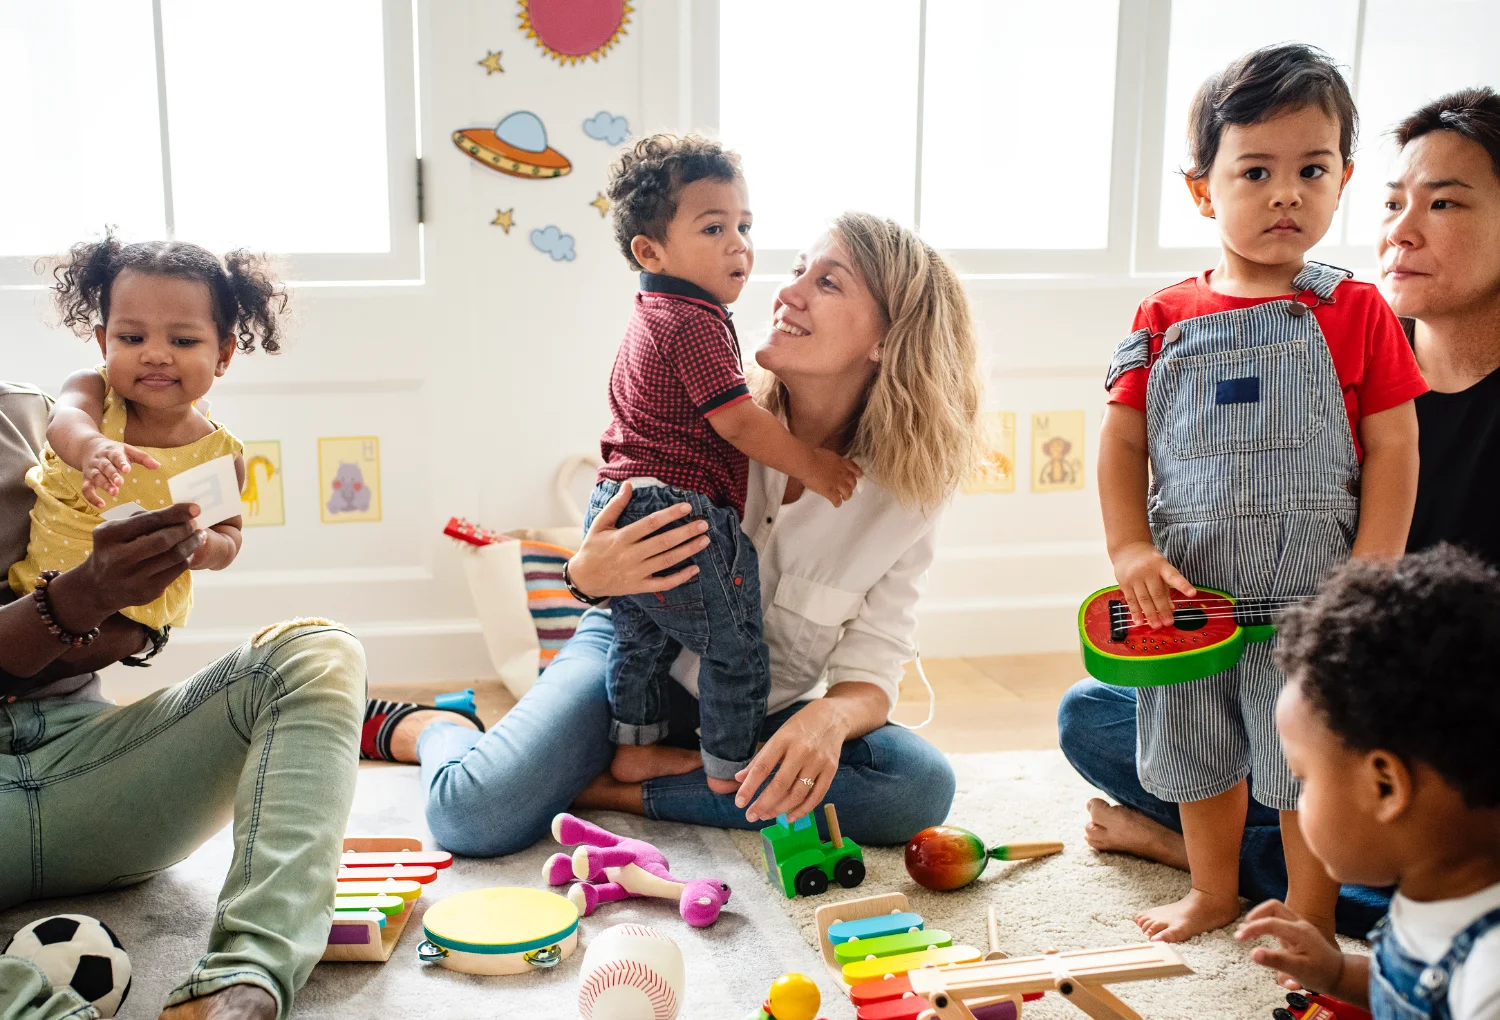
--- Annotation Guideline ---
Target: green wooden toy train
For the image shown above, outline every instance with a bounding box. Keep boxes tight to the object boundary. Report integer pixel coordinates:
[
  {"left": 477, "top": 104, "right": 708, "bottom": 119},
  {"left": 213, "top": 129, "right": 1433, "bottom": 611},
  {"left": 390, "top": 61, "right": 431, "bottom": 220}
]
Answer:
[{"left": 760, "top": 803, "right": 865, "bottom": 898}]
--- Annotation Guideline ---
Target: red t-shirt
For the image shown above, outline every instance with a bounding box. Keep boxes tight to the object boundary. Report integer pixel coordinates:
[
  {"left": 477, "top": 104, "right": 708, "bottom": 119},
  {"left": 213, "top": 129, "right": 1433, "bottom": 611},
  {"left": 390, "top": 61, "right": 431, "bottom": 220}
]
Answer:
[
  {"left": 1108, "top": 271, "right": 1428, "bottom": 460},
  {"left": 598, "top": 273, "right": 753, "bottom": 513}
]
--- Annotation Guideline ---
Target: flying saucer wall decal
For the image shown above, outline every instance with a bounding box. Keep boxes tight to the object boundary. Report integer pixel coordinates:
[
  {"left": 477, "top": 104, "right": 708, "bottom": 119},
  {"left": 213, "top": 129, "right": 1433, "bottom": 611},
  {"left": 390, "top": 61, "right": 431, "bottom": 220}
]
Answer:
[
  {"left": 518, "top": 0, "right": 631, "bottom": 65},
  {"left": 453, "top": 110, "right": 572, "bottom": 179}
]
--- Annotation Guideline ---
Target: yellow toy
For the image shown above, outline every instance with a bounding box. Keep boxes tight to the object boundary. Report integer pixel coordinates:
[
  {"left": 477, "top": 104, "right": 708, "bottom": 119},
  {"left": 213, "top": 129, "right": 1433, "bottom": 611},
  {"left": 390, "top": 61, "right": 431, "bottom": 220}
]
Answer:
[{"left": 746, "top": 972, "right": 826, "bottom": 1020}]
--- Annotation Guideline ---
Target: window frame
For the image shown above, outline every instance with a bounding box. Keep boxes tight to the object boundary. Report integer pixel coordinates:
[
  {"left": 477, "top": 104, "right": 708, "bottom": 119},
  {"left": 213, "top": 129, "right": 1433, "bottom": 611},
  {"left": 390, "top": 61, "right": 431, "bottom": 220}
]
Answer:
[
  {"left": 1131, "top": 0, "right": 1378, "bottom": 276},
  {"left": 0, "top": 0, "right": 421, "bottom": 289},
  {"left": 696, "top": 0, "right": 1386, "bottom": 279}
]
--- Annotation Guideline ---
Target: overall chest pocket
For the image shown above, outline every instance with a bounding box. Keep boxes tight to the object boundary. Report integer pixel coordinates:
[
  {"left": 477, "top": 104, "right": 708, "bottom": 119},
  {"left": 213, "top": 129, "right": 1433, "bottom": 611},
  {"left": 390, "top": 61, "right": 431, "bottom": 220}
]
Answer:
[
  {"left": 766, "top": 573, "right": 866, "bottom": 679},
  {"left": 1154, "top": 339, "right": 1322, "bottom": 460}
]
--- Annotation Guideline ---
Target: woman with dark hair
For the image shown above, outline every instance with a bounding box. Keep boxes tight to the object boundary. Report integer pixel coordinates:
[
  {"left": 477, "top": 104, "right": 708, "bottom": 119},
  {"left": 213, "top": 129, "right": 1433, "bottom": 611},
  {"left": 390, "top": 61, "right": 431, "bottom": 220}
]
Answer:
[{"left": 1056, "top": 86, "right": 1500, "bottom": 938}]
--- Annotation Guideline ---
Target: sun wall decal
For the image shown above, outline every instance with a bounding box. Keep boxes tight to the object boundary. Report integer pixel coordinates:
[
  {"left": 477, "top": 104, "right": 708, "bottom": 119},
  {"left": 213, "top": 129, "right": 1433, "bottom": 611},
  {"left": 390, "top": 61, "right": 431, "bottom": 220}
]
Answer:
[{"left": 518, "top": 0, "right": 631, "bottom": 65}]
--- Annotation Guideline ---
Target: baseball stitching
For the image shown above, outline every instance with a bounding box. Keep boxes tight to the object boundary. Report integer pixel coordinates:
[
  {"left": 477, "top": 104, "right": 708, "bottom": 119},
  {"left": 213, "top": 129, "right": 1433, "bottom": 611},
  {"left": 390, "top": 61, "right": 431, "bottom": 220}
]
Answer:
[{"left": 577, "top": 960, "right": 677, "bottom": 1019}]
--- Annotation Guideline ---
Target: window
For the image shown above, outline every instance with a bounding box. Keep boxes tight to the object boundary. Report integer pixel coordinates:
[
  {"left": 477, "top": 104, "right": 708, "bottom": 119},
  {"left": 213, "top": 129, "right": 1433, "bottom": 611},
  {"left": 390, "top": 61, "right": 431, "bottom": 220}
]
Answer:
[
  {"left": 0, "top": 0, "right": 418, "bottom": 285},
  {"left": 718, "top": 0, "right": 1127, "bottom": 271},
  {"left": 711, "top": 0, "right": 1500, "bottom": 276},
  {"left": 1154, "top": 0, "right": 1359, "bottom": 250}
]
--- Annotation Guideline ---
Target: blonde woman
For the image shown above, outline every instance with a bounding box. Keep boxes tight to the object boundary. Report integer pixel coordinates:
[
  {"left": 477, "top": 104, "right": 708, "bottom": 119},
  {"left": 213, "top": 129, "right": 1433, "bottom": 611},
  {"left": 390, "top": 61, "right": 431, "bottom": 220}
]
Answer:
[{"left": 397, "top": 213, "right": 982, "bottom": 855}]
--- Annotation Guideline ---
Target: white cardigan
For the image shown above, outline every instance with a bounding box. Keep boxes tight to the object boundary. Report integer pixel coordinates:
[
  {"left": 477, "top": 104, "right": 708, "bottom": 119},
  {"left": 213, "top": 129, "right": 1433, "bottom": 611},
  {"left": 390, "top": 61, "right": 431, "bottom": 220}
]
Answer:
[{"left": 669, "top": 462, "right": 938, "bottom": 714}]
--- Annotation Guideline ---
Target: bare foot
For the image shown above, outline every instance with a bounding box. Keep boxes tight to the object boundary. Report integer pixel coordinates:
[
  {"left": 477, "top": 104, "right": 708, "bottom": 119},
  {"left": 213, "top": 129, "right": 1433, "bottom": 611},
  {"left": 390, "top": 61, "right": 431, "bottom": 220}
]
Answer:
[
  {"left": 610, "top": 744, "right": 703, "bottom": 783},
  {"left": 160, "top": 984, "right": 277, "bottom": 1020},
  {"left": 1084, "top": 798, "right": 1190, "bottom": 870},
  {"left": 705, "top": 776, "right": 739, "bottom": 795},
  {"left": 574, "top": 772, "right": 646, "bottom": 814},
  {"left": 1134, "top": 888, "right": 1242, "bottom": 942},
  {"left": 388, "top": 709, "right": 480, "bottom": 763}
]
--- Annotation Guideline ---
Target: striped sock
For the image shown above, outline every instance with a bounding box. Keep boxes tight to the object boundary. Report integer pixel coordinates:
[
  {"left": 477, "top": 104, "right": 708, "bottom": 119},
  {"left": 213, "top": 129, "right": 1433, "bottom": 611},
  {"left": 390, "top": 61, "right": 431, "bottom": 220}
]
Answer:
[{"left": 360, "top": 699, "right": 483, "bottom": 761}]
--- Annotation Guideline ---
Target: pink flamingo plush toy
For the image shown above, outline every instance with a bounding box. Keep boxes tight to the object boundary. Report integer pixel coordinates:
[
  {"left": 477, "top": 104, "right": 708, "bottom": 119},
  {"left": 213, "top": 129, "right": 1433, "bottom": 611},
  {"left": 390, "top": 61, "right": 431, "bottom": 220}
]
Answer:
[{"left": 543, "top": 813, "right": 731, "bottom": 927}]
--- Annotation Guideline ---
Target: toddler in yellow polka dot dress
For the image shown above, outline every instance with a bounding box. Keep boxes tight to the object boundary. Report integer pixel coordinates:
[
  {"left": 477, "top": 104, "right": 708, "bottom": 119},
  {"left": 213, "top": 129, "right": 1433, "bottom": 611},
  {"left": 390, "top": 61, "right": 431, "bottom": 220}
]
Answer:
[{"left": 7, "top": 234, "right": 286, "bottom": 658}]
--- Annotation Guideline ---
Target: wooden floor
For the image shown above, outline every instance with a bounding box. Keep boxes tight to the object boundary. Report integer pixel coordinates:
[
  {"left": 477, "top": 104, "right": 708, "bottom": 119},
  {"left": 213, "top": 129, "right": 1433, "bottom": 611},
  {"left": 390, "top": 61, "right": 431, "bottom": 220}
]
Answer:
[{"left": 368, "top": 650, "right": 1084, "bottom": 755}]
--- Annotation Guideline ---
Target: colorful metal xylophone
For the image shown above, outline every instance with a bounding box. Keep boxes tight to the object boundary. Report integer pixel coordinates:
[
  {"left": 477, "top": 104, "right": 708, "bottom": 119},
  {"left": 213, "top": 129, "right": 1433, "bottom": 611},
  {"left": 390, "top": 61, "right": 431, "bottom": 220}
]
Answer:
[{"left": 321, "top": 837, "right": 453, "bottom": 963}]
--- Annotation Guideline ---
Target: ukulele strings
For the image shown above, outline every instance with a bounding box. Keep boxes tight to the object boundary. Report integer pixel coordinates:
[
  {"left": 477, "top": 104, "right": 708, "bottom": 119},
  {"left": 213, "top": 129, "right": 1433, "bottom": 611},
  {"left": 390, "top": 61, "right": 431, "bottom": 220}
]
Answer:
[{"left": 1113, "top": 595, "right": 1316, "bottom": 629}]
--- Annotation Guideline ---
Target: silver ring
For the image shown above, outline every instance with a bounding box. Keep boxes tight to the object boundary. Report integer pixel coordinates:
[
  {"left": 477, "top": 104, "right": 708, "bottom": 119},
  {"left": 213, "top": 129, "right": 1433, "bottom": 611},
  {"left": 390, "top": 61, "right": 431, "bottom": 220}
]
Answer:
[{"left": 799, "top": 776, "right": 814, "bottom": 787}]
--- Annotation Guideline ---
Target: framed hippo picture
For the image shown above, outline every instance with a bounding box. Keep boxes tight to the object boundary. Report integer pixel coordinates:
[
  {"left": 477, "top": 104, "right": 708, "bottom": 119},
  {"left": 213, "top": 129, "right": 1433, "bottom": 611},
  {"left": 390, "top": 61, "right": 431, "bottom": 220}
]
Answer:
[{"left": 318, "top": 436, "right": 382, "bottom": 524}]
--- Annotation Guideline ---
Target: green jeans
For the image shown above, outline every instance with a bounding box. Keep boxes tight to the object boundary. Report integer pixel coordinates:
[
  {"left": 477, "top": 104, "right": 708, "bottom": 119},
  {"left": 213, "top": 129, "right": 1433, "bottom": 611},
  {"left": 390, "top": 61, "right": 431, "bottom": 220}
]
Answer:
[{"left": 0, "top": 621, "right": 365, "bottom": 1020}]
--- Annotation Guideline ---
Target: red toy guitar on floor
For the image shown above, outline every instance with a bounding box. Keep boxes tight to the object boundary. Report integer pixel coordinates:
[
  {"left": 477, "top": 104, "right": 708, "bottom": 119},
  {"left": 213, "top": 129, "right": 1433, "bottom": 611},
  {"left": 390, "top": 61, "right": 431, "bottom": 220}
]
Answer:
[{"left": 1078, "top": 585, "right": 1311, "bottom": 687}]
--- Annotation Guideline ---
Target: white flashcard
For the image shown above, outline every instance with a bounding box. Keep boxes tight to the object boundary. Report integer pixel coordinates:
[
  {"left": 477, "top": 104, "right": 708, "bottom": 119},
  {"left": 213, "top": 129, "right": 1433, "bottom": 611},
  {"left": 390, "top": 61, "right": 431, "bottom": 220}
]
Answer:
[
  {"left": 167, "top": 455, "right": 242, "bottom": 530},
  {"left": 100, "top": 501, "right": 148, "bottom": 522}
]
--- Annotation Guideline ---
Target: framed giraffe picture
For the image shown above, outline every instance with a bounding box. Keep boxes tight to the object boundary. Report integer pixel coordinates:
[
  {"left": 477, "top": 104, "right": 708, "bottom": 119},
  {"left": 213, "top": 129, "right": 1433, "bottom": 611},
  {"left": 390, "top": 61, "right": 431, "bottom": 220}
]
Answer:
[{"left": 239, "top": 440, "right": 285, "bottom": 527}]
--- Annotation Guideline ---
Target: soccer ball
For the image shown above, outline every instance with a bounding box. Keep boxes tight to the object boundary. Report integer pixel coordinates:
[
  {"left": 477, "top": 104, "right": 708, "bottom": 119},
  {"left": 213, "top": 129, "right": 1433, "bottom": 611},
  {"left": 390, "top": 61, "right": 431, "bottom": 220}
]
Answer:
[{"left": 3, "top": 914, "right": 132, "bottom": 1017}]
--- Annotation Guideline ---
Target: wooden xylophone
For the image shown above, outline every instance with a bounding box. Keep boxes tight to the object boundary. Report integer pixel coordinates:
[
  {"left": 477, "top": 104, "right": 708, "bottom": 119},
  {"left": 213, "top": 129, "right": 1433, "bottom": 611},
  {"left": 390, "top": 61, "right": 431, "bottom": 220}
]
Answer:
[{"left": 321, "top": 837, "right": 453, "bottom": 963}]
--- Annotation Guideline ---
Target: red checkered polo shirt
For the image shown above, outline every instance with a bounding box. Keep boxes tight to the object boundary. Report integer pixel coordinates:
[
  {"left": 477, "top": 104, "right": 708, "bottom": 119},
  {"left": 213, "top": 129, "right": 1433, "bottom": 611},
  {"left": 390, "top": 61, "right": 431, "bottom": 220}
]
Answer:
[{"left": 597, "top": 273, "right": 753, "bottom": 514}]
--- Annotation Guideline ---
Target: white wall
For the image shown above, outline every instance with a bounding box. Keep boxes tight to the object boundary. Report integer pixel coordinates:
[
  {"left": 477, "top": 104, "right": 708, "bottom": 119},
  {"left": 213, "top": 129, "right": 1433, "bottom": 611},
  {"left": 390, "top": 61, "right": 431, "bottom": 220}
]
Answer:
[{"left": 1, "top": 2, "right": 1159, "bottom": 697}]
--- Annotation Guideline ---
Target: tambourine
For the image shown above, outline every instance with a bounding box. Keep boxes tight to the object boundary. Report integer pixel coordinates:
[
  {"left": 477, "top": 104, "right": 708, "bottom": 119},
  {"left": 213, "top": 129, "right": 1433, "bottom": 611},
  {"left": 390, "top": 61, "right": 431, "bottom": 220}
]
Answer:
[{"left": 416, "top": 887, "right": 579, "bottom": 975}]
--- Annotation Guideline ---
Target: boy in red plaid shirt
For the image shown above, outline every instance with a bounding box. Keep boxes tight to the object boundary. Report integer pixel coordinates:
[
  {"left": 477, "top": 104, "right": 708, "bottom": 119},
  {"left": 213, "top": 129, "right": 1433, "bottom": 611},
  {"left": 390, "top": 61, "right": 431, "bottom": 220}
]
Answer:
[{"left": 583, "top": 134, "right": 859, "bottom": 794}]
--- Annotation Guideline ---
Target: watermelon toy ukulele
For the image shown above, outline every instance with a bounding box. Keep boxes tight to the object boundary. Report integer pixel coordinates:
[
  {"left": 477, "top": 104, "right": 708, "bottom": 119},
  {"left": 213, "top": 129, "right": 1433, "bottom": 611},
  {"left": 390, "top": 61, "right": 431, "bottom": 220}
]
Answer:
[{"left": 1078, "top": 585, "right": 1304, "bottom": 687}]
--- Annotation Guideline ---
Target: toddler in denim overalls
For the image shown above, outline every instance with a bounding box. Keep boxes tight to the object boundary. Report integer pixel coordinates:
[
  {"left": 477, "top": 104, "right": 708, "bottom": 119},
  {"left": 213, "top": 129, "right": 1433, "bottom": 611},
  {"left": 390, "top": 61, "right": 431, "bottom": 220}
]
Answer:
[
  {"left": 1098, "top": 43, "right": 1426, "bottom": 942},
  {"left": 1233, "top": 548, "right": 1500, "bottom": 1020}
]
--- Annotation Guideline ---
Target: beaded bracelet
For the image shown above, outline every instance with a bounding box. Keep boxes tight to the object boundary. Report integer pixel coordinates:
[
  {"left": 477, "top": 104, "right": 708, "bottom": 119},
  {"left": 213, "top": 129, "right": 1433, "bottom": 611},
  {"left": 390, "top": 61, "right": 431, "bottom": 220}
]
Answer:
[
  {"left": 561, "top": 558, "right": 606, "bottom": 606},
  {"left": 32, "top": 570, "right": 101, "bottom": 648}
]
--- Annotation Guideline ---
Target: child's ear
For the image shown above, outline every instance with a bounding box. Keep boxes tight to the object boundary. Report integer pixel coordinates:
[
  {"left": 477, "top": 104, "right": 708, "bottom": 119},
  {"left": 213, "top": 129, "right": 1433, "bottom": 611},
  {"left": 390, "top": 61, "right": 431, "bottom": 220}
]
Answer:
[
  {"left": 630, "top": 234, "right": 664, "bottom": 273},
  {"left": 1186, "top": 173, "right": 1215, "bottom": 219},
  {"left": 94, "top": 324, "right": 108, "bottom": 358},
  {"left": 1369, "top": 749, "right": 1413, "bottom": 823},
  {"left": 216, "top": 340, "right": 236, "bottom": 377},
  {"left": 1338, "top": 161, "right": 1355, "bottom": 198}
]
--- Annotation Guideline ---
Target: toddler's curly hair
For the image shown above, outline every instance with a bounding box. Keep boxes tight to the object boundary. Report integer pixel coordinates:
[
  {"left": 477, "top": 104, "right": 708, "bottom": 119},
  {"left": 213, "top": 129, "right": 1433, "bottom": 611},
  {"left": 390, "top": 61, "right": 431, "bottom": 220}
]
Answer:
[
  {"left": 51, "top": 230, "right": 287, "bottom": 354},
  {"left": 1276, "top": 545, "right": 1500, "bottom": 809},
  {"left": 606, "top": 134, "right": 743, "bottom": 271}
]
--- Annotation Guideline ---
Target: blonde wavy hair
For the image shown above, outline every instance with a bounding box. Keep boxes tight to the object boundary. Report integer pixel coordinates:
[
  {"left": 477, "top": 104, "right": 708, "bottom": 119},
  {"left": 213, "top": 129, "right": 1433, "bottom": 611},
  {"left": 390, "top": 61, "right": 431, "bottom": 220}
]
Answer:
[{"left": 752, "top": 212, "right": 983, "bottom": 511}]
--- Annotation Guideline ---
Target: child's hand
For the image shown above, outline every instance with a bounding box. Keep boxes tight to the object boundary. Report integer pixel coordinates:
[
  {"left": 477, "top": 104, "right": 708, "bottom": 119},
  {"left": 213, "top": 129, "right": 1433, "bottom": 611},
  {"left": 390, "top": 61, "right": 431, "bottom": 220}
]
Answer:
[
  {"left": 1235, "top": 900, "right": 1347, "bottom": 992},
  {"left": 80, "top": 438, "right": 161, "bottom": 508},
  {"left": 1111, "top": 540, "right": 1196, "bottom": 629},
  {"left": 803, "top": 449, "right": 862, "bottom": 507}
]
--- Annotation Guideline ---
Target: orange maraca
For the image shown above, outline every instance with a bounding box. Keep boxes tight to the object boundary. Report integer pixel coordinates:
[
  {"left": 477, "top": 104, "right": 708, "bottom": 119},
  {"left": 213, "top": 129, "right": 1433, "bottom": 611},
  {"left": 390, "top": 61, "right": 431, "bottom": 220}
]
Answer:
[{"left": 904, "top": 825, "right": 1063, "bottom": 891}]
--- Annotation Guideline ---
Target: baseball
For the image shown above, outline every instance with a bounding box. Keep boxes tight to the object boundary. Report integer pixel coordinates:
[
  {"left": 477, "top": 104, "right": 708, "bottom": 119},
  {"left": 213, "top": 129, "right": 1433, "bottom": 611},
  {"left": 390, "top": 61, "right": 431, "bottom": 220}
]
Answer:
[{"left": 576, "top": 923, "right": 684, "bottom": 1020}]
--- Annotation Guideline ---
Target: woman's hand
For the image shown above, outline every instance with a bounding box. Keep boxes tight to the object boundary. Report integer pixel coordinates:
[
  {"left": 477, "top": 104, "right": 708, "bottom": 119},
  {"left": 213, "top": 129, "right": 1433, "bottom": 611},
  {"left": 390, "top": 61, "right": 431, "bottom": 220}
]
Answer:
[
  {"left": 566, "top": 482, "right": 710, "bottom": 599},
  {"left": 51, "top": 503, "right": 205, "bottom": 628},
  {"left": 734, "top": 699, "right": 849, "bottom": 824}
]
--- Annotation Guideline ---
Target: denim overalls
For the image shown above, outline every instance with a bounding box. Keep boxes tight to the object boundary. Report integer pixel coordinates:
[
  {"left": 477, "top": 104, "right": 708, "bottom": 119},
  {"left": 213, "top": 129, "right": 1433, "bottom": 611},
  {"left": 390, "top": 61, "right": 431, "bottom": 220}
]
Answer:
[
  {"left": 1105, "top": 262, "right": 1360, "bottom": 809},
  {"left": 1368, "top": 907, "right": 1500, "bottom": 1019}
]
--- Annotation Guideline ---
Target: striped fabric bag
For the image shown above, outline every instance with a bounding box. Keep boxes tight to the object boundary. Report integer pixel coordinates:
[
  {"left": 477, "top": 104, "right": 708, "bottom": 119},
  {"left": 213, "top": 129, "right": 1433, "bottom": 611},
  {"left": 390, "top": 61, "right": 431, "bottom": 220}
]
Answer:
[{"left": 516, "top": 539, "right": 586, "bottom": 669}]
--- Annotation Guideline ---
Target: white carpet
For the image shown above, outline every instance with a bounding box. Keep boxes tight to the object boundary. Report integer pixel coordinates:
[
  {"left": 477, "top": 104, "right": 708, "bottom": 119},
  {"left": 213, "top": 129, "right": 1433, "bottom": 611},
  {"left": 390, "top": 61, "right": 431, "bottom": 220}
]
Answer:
[
  {"left": 2, "top": 752, "right": 1368, "bottom": 1020},
  {"left": 0, "top": 764, "right": 834, "bottom": 1019},
  {"left": 732, "top": 750, "right": 1368, "bottom": 1020}
]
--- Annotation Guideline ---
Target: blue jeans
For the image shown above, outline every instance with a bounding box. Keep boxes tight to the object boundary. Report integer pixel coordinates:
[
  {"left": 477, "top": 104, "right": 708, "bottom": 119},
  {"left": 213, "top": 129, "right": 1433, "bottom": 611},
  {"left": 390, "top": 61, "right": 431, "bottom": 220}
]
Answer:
[
  {"left": 1056, "top": 678, "right": 1390, "bottom": 939},
  {"left": 417, "top": 609, "right": 956, "bottom": 856},
  {"left": 583, "top": 480, "right": 770, "bottom": 779}
]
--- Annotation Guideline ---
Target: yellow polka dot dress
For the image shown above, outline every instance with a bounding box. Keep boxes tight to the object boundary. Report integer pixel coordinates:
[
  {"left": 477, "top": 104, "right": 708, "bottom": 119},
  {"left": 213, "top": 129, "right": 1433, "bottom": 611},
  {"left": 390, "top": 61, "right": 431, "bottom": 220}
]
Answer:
[{"left": 8, "top": 367, "right": 242, "bottom": 630}]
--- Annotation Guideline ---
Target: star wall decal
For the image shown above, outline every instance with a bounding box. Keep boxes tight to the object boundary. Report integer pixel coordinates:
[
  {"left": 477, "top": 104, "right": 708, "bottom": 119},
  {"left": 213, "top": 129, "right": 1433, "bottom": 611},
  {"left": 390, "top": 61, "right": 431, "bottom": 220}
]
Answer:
[
  {"left": 478, "top": 50, "right": 504, "bottom": 74},
  {"left": 589, "top": 192, "right": 611, "bottom": 217},
  {"left": 492, "top": 208, "right": 515, "bottom": 232}
]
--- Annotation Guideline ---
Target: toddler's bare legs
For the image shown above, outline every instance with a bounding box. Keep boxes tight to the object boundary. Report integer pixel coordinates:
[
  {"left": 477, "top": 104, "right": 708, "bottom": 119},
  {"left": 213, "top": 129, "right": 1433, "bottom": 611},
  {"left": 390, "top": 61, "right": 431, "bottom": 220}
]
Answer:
[
  {"left": 1281, "top": 808, "right": 1341, "bottom": 945},
  {"left": 1134, "top": 780, "right": 1247, "bottom": 941}
]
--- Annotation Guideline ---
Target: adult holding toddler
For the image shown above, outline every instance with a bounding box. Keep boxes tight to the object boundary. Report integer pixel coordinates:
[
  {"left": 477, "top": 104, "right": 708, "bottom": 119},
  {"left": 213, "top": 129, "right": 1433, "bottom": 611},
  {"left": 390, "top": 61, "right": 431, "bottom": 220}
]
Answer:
[
  {"left": 1, "top": 239, "right": 366, "bottom": 1020},
  {"left": 372, "top": 135, "right": 982, "bottom": 857}
]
